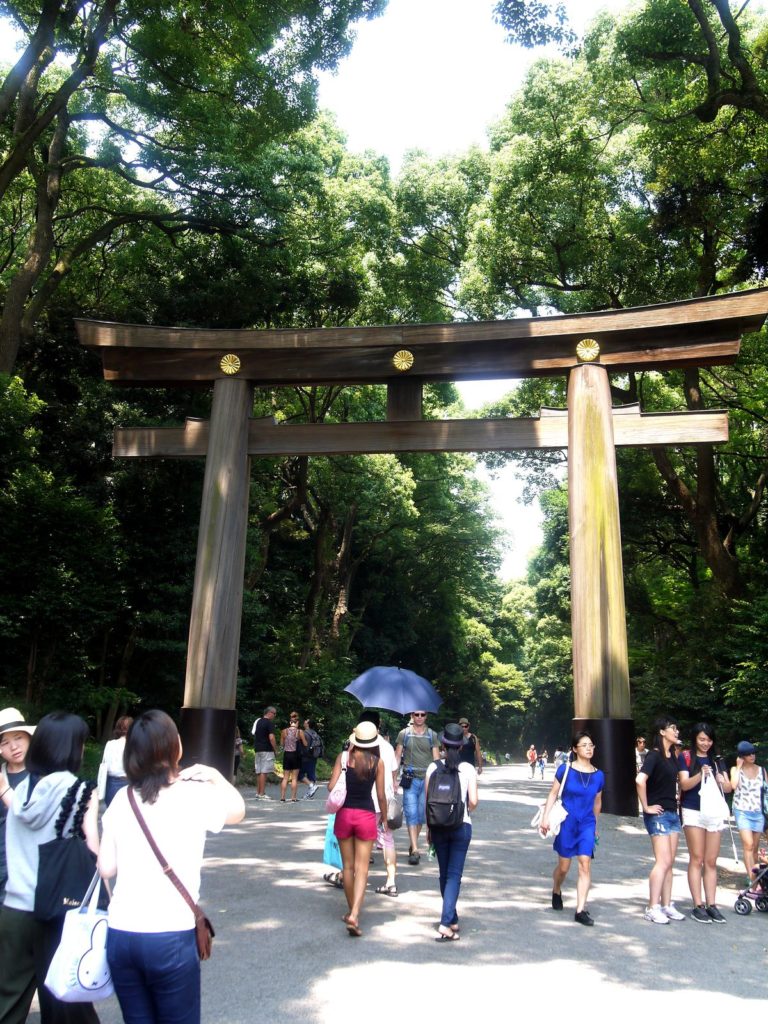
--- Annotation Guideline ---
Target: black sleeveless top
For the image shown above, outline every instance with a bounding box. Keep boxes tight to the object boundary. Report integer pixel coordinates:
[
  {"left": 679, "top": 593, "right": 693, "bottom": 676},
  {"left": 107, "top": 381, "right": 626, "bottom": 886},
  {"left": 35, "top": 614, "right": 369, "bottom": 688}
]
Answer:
[{"left": 343, "top": 759, "right": 378, "bottom": 812}]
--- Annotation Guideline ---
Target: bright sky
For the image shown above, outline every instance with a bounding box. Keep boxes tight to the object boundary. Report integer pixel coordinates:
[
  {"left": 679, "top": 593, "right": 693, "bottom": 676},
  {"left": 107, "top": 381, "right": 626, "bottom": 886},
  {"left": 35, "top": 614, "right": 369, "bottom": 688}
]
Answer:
[{"left": 318, "top": 0, "right": 630, "bottom": 578}]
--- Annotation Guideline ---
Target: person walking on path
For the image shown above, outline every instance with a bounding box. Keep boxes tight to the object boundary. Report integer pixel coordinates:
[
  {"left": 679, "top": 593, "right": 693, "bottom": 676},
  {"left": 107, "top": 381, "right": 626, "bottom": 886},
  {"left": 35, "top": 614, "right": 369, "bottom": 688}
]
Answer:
[
  {"left": 328, "top": 722, "right": 387, "bottom": 937},
  {"left": 279, "top": 712, "right": 306, "bottom": 803},
  {"left": 0, "top": 708, "right": 34, "bottom": 904},
  {"left": 251, "top": 706, "right": 278, "bottom": 799},
  {"left": 0, "top": 711, "right": 100, "bottom": 1024},
  {"left": 457, "top": 718, "right": 483, "bottom": 775},
  {"left": 98, "top": 710, "right": 245, "bottom": 1024},
  {"left": 527, "top": 745, "right": 537, "bottom": 779},
  {"left": 538, "top": 750, "right": 548, "bottom": 780},
  {"left": 539, "top": 731, "right": 603, "bottom": 926},
  {"left": 395, "top": 713, "right": 439, "bottom": 864},
  {"left": 298, "top": 719, "right": 321, "bottom": 799},
  {"left": 678, "top": 723, "right": 732, "bottom": 923},
  {"left": 357, "top": 710, "right": 399, "bottom": 898},
  {"left": 730, "top": 740, "right": 766, "bottom": 894},
  {"left": 425, "top": 723, "right": 478, "bottom": 941},
  {"left": 98, "top": 715, "right": 133, "bottom": 807},
  {"left": 636, "top": 716, "right": 685, "bottom": 925}
]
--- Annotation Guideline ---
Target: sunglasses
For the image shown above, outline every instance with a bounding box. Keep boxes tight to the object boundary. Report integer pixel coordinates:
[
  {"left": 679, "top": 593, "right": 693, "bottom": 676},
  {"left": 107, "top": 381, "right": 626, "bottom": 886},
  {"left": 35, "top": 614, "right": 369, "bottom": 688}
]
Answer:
[{"left": 412, "top": 712, "right": 427, "bottom": 718}]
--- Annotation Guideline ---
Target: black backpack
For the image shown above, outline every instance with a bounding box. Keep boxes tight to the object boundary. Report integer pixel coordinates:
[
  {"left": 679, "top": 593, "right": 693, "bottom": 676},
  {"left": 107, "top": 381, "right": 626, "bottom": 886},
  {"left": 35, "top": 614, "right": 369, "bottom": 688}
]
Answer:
[{"left": 426, "top": 761, "right": 464, "bottom": 830}]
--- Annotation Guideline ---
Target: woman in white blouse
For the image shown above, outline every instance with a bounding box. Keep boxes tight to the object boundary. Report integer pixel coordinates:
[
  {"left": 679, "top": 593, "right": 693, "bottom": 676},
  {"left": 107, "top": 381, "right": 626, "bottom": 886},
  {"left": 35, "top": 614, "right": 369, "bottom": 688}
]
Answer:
[
  {"left": 98, "top": 716, "right": 133, "bottom": 807},
  {"left": 98, "top": 710, "right": 244, "bottom": 1024}
]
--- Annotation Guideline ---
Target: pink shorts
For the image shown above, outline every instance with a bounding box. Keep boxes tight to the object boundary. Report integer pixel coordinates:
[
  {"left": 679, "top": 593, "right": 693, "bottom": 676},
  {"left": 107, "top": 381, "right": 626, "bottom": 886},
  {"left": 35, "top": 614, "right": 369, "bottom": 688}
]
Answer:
[
  {"left": 334, "top": 807, "right": 377, "bottom": 842},
  {"left": 376, "top": 821, "right": 394, "bottom": 850}
]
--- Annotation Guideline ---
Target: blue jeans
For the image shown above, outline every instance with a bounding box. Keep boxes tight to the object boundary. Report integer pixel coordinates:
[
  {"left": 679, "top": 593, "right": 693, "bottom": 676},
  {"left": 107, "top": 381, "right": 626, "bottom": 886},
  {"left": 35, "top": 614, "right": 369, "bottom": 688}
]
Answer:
[
  {"left": 107, "top": 928, "right": 200, "bottom": 1024},
  {"left": 403, "top": 776, "right": 426, "bottom": 826},
  {"left": 431, "top": 822, "right": 472, "bottom": 928},
  {"left": 105, "top": 775, "right": 128, "bottom": 807}
]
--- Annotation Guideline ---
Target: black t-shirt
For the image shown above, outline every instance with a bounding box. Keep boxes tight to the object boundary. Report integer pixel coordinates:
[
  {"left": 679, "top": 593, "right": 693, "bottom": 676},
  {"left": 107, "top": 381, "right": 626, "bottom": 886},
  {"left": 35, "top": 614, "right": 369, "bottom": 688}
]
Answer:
[
  {"left": 458, "top": 734, "right": 476, "bottom": 765},
  {"left": 640, "top": 748, "right": 678, "bottom": 812},
  {"left": 252, "top": 717, "right": 275, "bottom": 753}
]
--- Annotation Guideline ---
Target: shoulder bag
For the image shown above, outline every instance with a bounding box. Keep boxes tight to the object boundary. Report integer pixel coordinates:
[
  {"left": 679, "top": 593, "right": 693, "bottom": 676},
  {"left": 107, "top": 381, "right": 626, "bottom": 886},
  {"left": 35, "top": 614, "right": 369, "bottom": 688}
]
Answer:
[
  {"left": 127, "top": 787, "right": 215, "bottom": 960},
  {"left": 35, "top": 780, "right": 98, "bottom": 922},
  {"left": 531, "top": 760, "right": 571, "bottom": 837},
  {"left": 325, "top": 767, "right": 347, "bottom": 814}
]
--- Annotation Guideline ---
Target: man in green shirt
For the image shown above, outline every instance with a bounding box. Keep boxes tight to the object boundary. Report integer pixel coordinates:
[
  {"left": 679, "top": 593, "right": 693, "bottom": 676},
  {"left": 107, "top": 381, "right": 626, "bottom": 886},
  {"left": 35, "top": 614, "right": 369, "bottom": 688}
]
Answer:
[{"left": 395, "top": 712, "right": 440, "bottom": 864}]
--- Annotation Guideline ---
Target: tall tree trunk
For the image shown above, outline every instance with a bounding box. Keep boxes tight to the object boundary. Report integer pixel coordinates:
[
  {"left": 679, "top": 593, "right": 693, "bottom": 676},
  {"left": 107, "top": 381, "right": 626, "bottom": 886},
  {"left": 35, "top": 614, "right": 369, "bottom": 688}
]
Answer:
[{"left": 299, "top": 510, "right": 334, "bottom": 669}]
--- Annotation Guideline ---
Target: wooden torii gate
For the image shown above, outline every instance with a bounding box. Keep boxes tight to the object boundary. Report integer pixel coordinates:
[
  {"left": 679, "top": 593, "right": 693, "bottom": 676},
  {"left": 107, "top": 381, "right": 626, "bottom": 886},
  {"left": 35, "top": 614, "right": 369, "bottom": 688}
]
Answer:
[{"left": 77, "top": 288, "right": 768, "bottom": 814}]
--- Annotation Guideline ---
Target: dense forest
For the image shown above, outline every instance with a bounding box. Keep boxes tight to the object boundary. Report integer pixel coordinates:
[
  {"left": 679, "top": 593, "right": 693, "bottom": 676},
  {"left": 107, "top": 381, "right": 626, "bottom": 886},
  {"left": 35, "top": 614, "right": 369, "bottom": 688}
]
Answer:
[{"left": 1, "top": 1, "right": 767, "bottom": 758}]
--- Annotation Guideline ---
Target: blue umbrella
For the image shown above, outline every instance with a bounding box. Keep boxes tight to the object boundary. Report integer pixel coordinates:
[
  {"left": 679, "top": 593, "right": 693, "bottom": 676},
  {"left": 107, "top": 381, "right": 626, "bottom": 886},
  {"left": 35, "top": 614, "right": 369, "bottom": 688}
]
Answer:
[{"left": 344, "top": 666, "right": 443, "bottom": 715}]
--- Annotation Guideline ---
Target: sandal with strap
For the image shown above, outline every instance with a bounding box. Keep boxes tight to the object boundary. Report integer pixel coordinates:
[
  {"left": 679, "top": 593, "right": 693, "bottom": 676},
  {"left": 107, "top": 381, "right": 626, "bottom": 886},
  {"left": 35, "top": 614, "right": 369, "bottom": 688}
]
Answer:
[
  {"left": 323, "top": 872, "right": 343, "bottom": 889},
  {"left": 375, "top": 884, "right": 399, "bottom": 897}
]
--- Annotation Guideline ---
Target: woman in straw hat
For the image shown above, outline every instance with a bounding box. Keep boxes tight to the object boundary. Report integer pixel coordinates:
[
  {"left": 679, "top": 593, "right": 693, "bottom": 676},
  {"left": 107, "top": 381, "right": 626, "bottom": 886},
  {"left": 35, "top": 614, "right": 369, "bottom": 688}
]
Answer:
[
  {"left": 327, "top": 721, "right": 387, "bottom": 936},
  {"left": 0, "top": 707, "right": 35, "bottom": 903},
  {"left": 425, "top": 723, "right": 478, "bottom": 941}
]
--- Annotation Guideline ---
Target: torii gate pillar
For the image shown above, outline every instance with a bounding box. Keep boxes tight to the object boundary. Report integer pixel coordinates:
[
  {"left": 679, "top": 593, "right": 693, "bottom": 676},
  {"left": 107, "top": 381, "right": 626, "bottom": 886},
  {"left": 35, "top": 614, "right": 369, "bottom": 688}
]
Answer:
[
  {"left": 179, "top": 377, "right": 253, "bottom": 777},
  {"left": 568, "top": 362, "right": 635, "bottom": 814}
]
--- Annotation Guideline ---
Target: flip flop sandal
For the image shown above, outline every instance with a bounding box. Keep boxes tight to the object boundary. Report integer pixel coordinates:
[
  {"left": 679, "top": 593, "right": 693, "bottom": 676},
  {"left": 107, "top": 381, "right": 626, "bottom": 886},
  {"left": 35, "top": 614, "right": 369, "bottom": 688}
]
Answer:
[
  {"left": 323, "top": 872, "right": 343, "bottom": 889},
  {"left": 435, "top": 931, "right": 460, "bottom": 942},
  {"left": 408, "top": 850, "right": 420, "bottom": 865},
  {"left": 375, "top": 885, "right": 399, "bottom": 897}
]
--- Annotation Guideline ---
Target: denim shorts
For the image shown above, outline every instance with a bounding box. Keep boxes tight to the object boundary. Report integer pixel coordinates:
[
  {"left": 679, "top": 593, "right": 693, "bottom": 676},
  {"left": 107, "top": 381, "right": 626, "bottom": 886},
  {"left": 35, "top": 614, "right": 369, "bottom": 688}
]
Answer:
[
  {"left": 402, "top": 775, "right": 426, "bottom": 826},
  {"left": 643, "top": 810, "right": 682, "bottom": 836},
  {"left": 734, "top": 807, "right": 766, "bottom": 833}
]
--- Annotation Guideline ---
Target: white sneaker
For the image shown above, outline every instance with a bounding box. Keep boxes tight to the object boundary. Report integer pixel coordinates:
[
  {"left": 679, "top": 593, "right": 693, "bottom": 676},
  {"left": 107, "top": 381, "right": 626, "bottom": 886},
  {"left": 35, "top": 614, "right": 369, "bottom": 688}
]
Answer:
[
  {"left": 307, "top": 783, "right": 318, "bottom": 798},
  {"left": 662, "top": 903, "right": 685, "bottom": 921},
  {"left": 644, "top": 905, "right": 670, "bottom": 925}
]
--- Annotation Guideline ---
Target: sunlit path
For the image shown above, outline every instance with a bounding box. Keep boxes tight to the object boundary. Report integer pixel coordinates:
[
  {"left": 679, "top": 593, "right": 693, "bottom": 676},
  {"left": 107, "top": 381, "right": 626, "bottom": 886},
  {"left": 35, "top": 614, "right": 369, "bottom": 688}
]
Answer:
[{"left": 32, "top": 765, "right": 767, "bottom": 1022}]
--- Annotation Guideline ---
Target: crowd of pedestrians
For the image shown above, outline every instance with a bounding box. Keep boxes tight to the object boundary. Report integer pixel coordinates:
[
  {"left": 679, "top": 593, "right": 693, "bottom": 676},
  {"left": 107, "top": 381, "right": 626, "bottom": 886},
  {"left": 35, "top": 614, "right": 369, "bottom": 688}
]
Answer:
[{"left": 0, "top": 700, "right": 765, "bottom": 1024}]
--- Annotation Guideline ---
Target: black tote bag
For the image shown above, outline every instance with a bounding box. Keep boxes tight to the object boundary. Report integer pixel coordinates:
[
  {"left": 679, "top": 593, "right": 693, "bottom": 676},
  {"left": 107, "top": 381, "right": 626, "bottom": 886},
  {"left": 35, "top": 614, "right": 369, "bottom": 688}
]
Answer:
[{"left": 34, "top": 780, "right": 98, "bottom": 922}]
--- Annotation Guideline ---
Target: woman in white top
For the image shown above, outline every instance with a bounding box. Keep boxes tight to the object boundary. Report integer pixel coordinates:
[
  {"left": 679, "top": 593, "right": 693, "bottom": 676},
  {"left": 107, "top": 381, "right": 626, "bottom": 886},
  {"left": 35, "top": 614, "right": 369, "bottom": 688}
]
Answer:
[
  {"left": 424, "top": 723, "right": 478, "bottom": 942},
  {"left": 98, "top": 716, "right": 133, "bottom": 807},
  {"left": 730, "top": 740, "right": 766, "bottom": 894},
  {"left": 98, "top": 710, "right": 245, "bottom": 1024}
]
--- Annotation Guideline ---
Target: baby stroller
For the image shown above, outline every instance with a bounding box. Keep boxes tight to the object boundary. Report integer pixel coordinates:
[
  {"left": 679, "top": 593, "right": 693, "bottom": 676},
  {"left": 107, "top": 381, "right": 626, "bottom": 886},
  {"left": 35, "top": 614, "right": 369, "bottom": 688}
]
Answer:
[{"left": 734, "top": 860, "right": 768, "bottom": 915}]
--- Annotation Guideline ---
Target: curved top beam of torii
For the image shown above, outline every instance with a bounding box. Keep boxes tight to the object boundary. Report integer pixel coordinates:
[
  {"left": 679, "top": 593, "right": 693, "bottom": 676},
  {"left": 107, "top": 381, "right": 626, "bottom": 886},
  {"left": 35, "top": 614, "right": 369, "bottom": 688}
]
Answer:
[{"left": 76, "top": 288, "right": 768, "bottom": 387}]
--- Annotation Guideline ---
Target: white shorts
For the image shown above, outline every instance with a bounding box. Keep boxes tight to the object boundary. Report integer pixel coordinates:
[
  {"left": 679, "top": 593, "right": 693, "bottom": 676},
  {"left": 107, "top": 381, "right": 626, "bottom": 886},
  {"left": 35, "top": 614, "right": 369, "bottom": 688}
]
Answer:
[
  {"left": 254, "top": 751, "right": 275, "bottom": 774},
  {"left": 681, "top": 807, "right": 725, "bottom": 832}
]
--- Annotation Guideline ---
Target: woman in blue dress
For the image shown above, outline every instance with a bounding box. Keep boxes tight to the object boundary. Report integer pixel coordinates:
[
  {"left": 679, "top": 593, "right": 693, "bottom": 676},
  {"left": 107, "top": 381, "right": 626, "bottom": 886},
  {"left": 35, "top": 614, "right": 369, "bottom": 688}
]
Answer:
[{"left": 539, "top": 731, "right": 604, "bottom": 925}]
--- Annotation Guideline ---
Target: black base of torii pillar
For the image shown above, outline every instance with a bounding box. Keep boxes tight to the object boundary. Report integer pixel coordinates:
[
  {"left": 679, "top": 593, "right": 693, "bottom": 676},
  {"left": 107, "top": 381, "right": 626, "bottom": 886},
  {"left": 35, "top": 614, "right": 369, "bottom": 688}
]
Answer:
[
  {"left": 568, "top": 360, "right": 637, "bottom": 816},
  {"left": 178, "top": 377, "right": 253, "bottom": 779}
]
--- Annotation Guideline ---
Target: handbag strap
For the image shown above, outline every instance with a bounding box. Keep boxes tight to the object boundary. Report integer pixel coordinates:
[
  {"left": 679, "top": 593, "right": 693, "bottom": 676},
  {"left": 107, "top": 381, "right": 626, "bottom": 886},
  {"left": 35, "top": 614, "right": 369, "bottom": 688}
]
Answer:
[
  {"left": 556, "top": 759, "right": 571, "bottom": 799},
  {"left": 127, "top": 786, "right": 204, "bottom": 923}
]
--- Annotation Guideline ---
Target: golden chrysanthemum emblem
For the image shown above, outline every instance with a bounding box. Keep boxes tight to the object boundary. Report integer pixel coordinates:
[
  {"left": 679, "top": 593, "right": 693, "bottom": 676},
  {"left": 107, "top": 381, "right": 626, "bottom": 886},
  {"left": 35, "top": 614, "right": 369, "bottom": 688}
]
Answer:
[
  {"left": 576, "top": 338, "right": 600, "bottom": 362},
  {"left": 392, "top": 349, "right": 415, "bottom": 372},
  {"left": 219, "top": 353, "right": 241, "bottom": 375}
]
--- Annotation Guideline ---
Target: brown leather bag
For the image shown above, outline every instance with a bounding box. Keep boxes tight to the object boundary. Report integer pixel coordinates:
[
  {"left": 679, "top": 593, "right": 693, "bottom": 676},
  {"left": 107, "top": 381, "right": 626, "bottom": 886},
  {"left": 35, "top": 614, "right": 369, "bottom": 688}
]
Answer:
[{"left": 127, "top": 787, "right": 215, "bottom": 960}]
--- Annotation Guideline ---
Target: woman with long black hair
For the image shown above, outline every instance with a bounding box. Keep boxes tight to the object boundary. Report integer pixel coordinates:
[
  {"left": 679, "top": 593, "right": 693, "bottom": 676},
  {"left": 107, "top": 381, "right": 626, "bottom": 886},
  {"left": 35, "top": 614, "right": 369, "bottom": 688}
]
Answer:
[
  {"left": 678, "top": 722, "right": 731, "bottom": 923},
  {"left": 636, "top": 716, "right": 685, "bottom": 925},
  {"left": 0, "top": 711, "right": 100, "bottom": 1024}
]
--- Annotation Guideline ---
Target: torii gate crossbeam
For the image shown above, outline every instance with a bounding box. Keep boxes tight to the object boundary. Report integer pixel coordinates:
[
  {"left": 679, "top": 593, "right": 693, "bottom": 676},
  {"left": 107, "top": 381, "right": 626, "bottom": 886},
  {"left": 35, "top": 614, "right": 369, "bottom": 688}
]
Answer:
[{"left": 77, "top": 288, "right": 768, "bottom": 814}]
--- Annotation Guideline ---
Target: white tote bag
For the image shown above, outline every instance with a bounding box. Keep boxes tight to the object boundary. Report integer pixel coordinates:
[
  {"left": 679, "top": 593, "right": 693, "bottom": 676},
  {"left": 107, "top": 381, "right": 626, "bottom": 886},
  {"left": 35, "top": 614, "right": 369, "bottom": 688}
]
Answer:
[
  {"left": 45, "top": 871, "right": 114, "bottom": 1003},
  {"left": 699, "top": 770, "right": 729, "bottom": 823},
  {"left": 531, "top": 761, "right": 571, "bottom": 837}
]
